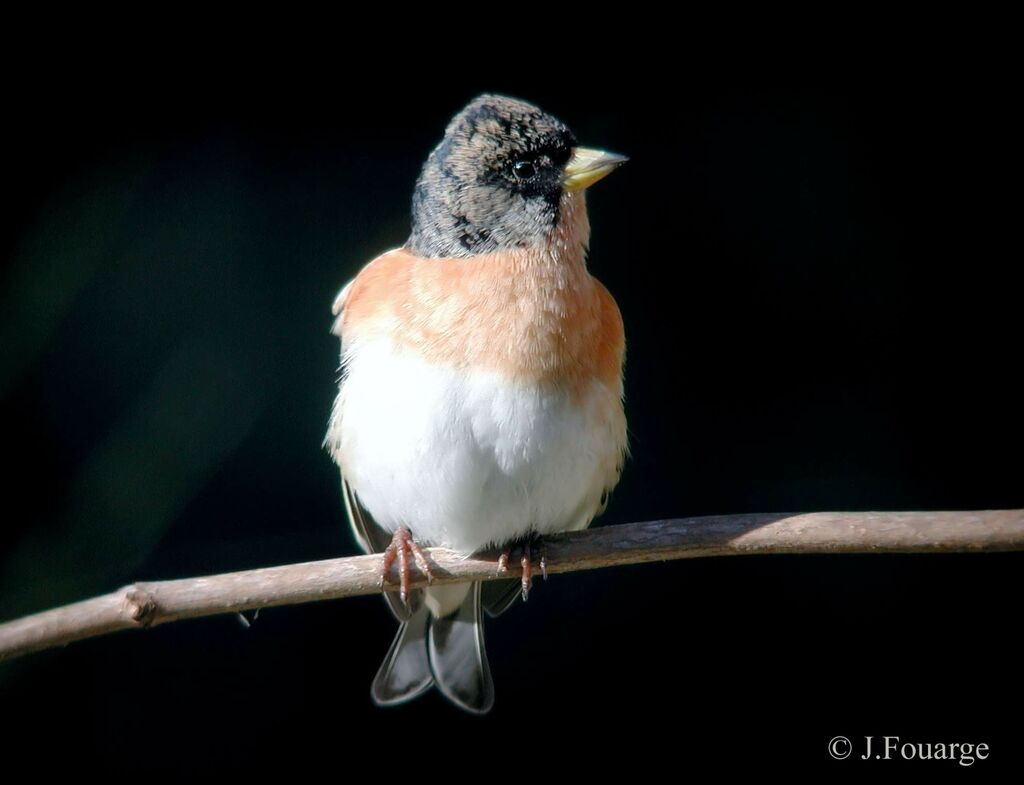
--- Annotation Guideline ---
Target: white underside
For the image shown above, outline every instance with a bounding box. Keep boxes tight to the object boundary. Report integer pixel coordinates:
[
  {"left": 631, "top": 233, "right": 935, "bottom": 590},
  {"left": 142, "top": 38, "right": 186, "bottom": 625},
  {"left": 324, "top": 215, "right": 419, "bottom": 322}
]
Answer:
[{"left": 329, "top": 338, "right": 623, "bottom": 555}]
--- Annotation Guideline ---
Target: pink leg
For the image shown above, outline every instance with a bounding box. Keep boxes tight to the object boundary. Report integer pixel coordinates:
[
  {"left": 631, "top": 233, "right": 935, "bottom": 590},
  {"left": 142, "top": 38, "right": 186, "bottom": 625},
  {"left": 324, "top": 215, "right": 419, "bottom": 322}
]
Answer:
[
  {"left": 495, "top": 537, "right": 548, "bottom": 601},
  {"left": 521, "top": 542, "right": 533, "bottom": 600},
  {"left": 380, "top": 526, "right": 433, "bottom": 606}
]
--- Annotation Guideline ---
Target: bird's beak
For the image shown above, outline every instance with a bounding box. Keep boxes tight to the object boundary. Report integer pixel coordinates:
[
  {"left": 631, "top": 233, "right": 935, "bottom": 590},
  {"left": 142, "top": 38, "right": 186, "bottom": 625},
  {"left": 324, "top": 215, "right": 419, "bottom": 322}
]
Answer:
[{"left": 563, "top": 147, "right": 629, "bottom": 191}]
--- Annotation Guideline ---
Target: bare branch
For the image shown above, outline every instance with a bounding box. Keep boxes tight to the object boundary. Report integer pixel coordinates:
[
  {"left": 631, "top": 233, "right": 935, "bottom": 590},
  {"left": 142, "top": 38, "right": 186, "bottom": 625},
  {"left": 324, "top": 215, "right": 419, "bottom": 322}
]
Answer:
[{"left": 1, "top": 509, "right": 1021, "bottom": 662}]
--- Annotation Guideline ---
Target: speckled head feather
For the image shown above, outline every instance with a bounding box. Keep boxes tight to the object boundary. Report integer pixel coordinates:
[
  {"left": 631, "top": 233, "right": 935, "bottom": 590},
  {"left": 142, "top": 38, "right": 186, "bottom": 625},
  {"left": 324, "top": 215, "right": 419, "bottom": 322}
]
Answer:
[{"left": 407, "top": 94, "right": 578, "bottom": 259}]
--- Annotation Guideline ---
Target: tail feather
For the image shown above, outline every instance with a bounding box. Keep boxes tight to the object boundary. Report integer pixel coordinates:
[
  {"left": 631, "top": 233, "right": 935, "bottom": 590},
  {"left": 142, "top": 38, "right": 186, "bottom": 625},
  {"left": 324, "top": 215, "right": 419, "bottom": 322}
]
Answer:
[
  {"left": 371, "top": 605, "right": 434, "bottom": 706},
  {"left": 371, "top": 582, "right": 494, "bottom": 713},
  {"left": 481, "top": 577, "right": 522, "bottom": 618},
  {"left": 428, "top": 582, "right": 494, "bottom": 714}
]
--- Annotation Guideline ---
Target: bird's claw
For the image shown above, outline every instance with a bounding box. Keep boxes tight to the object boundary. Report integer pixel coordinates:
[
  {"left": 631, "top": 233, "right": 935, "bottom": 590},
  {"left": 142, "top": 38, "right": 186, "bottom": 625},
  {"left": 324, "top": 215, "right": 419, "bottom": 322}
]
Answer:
[
  {"left": 380, "top": 526, "right": 433, "bottom": 607},
  {"left": 521, "top": 543, "right": 533, "bottom": 601},
  {"left": 496, "top": 537, "right": 548, "bottom": 602}
]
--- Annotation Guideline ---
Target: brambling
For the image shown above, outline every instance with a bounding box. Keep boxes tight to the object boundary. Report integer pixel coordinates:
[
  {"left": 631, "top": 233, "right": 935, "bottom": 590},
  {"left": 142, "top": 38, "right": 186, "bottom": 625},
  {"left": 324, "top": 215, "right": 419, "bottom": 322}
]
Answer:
[{"left": 325, "top": 95, "right": 627, "bottom": 713}]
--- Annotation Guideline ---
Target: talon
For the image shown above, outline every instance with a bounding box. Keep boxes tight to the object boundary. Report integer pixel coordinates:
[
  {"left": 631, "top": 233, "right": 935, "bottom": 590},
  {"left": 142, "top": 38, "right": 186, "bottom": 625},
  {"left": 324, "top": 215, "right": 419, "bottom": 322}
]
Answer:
[
  {"left": 380, "top": 539, "right": 399, "bottom": 589},
  {"left": 521, "top": 542, "right": 533, "bottom": 601},
  {"left": 408, "top": 537, "right": 434, "bottom": 585},
  {"left": 380, "top": 526, "right": 432, "bottom": 606},
  {"left": 397, "top": 529, "right": 411, "bottom": 606},
  {"left": 539, "top": 547, "right": 548, "bottom": 581}
]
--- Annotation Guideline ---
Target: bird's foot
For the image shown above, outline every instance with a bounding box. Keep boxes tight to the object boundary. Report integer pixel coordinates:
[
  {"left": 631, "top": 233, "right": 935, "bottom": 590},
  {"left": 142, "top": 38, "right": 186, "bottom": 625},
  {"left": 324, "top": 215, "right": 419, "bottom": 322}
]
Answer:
[
  {"left": 380, "top": 526, "right": 433, "bottom": 607},
  {"left": 497, "top": 537, "right": 547, "bottom": 601}
]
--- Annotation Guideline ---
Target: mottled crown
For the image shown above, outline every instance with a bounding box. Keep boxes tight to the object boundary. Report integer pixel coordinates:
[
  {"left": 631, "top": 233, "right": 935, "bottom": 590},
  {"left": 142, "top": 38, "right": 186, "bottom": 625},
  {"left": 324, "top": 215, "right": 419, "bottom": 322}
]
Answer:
[{"left": 407, "top": 95, "right": 578, "bottom": 258}]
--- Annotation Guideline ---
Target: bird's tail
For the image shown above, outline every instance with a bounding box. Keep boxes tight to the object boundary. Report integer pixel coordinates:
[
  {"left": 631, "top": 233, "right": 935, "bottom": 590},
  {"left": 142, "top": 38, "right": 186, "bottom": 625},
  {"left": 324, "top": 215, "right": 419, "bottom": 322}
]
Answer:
[
  {"left": 371, "top": 603, "right": 434, "bottom": 705},
  {"left": 371, "top": 582, "right": 494, "bottom": 714}
]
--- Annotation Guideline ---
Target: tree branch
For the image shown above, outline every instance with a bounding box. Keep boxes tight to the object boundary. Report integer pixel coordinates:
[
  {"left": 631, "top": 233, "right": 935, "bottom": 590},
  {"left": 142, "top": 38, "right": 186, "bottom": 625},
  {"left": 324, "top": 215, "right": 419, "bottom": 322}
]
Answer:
[{"left": 2, "top": 509, "right": 1021, "bottom": 662}]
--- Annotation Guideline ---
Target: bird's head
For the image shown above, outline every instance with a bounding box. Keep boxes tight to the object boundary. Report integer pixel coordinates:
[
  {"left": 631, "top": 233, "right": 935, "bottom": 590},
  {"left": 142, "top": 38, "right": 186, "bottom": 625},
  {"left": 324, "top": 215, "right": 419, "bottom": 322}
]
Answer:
[{"left": 408, "top": 94, "right": 626, "bottom": 259}]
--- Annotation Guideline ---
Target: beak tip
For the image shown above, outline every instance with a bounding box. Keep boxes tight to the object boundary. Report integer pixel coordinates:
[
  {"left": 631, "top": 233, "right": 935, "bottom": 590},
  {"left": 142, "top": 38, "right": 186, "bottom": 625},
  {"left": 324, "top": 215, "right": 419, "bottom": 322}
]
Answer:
[{"left": 563, "top": 148, "right": 629, "bottom": 191}]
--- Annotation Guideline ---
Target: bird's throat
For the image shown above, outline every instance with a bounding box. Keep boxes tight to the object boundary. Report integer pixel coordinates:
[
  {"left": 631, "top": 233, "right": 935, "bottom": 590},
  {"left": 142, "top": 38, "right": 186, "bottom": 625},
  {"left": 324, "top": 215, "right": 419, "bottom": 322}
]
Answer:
[{"left": 340, "top": 192, "right": 618, "bottom": 399}]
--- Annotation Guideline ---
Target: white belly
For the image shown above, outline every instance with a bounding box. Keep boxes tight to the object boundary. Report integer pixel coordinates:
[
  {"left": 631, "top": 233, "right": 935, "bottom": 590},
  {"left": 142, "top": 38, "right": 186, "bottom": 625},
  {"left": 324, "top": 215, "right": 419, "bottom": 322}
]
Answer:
[{"left": 329, "top": 339, "right": 623, "bottom": 554}]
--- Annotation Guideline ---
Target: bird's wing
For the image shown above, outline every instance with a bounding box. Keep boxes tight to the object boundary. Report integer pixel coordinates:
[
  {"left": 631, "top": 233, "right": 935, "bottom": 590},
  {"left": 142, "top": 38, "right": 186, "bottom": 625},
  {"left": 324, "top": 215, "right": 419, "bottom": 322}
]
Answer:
[
  {"left": 329, "top": 247, "right": 402, "bottom": 338},
  {"left": 342, "top": 477, "right": 421, "bottom": 621},
  {"left": 329, "top": 279, "right": 354, "bottom": 338},
  {"left": 341, "top": 474, "right": 392, "bottom": 554},
  {"left": 331, "top": 255, "right": 423, "bottom": 621},
  {"left": 329, "top": 256, "right": 389, "bottom": 561}
]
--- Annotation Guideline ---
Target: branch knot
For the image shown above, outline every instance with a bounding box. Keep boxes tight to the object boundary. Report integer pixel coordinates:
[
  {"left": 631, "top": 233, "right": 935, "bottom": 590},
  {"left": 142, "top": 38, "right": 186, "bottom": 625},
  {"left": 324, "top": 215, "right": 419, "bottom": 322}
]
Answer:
[{"left": 122, "top": 587, "right": 157, "bottom": 627}]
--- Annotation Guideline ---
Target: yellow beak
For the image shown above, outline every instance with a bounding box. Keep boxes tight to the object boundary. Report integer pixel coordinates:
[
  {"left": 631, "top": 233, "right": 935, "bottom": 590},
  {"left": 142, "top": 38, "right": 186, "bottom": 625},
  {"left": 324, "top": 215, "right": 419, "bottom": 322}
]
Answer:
[{"left": 563, "top": 147, "right": 629, "bottom": 191}]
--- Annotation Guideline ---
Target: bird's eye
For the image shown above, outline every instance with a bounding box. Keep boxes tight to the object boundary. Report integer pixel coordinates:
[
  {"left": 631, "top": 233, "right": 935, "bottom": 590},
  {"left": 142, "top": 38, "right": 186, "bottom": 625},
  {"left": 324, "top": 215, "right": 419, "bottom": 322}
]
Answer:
[{"left": 512, "top": 159, "right": 536, "bottom": 179}]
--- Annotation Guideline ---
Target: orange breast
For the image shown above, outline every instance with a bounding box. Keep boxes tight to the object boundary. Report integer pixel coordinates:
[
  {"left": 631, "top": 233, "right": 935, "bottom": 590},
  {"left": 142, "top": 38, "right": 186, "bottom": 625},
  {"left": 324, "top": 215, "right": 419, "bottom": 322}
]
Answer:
[{"left": 339, "top": 194, "right": 624, "bottom": 402}]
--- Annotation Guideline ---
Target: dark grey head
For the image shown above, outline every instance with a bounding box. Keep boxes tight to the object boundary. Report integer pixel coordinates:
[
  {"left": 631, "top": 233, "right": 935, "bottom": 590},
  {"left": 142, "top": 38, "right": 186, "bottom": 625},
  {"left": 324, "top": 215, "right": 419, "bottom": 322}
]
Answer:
[{"left": 407, "top": 95, "right": 580, "bottom": 258}]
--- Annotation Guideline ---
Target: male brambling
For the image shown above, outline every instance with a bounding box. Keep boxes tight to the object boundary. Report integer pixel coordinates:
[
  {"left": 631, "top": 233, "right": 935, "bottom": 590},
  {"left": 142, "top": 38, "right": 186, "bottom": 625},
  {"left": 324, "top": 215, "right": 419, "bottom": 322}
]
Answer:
[{"left": 326, "top": 94, "right": 627, "bottom": 713}]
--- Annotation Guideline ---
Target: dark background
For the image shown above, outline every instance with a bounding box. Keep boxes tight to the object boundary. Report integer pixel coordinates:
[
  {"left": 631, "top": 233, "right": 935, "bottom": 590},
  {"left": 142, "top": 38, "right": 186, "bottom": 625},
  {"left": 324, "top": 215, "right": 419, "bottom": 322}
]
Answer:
[{"left": 1, "top": 30, "right": 1020, "bottom": 775}]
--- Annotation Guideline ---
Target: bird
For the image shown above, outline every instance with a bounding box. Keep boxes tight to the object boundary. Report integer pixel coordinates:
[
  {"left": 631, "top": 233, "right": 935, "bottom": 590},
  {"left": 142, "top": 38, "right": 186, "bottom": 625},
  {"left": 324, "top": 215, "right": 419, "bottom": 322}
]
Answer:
[{"left": 325, "top": 94, "right": 627, "bottom": 714}]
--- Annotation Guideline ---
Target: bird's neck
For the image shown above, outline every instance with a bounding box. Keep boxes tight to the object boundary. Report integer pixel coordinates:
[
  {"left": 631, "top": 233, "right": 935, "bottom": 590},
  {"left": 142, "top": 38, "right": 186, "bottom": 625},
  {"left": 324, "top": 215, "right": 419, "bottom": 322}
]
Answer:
[
  {"left": 343, "top": 191, "right": 602, "bottom": 392},
  {"left": 546, "top": 189, "right": 591, "bottom": 269},
  {"left": 503, "top": 189, "right": 591, "bottom": 275}
]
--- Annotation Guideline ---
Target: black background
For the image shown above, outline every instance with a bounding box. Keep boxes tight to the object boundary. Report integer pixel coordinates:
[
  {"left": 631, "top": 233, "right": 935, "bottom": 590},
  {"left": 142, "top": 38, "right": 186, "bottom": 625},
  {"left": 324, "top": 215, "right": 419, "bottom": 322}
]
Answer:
[{"left": 1, "top": 25, "right": 1020, "bottom": 776}]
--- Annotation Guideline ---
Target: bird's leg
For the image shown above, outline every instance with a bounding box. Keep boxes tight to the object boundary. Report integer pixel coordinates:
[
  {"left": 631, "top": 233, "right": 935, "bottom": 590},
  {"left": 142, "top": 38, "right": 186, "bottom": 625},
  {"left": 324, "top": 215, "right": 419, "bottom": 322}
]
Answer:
[
  {"left": 520, "top": 542, "right": 533, "bottom": 601},
  {"left": 380, "top": 526, "right": 433, "bottom": 606},
  {"left": 496, "top": 535, "right": 546, "bottom": 601}
]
